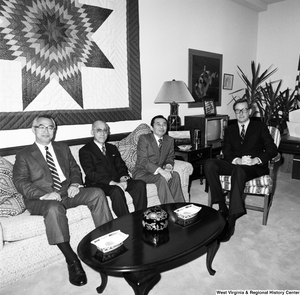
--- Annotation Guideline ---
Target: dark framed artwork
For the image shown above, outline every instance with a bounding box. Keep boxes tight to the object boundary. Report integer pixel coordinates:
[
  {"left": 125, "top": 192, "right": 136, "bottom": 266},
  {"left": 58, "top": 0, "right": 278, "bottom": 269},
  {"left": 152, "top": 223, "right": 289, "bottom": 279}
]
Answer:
[
  {"left": 0, "top": 0, "right": 141, "bottom": 130},
  {"left": 203, "top": 99, "right": 216, "bottom": 116},
  {"left": 223, "top": 73, "right": 234, "bottom": 90},
  {"left": 188, "top": 49, "right": 222, "bottom": 108}
]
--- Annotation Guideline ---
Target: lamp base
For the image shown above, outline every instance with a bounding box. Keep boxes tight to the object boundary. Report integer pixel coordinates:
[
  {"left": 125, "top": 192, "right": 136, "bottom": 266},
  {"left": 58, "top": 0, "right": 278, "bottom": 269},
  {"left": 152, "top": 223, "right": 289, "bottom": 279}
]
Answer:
[{"left": 168, "top": 115, "right": 181, "bottom": 131}]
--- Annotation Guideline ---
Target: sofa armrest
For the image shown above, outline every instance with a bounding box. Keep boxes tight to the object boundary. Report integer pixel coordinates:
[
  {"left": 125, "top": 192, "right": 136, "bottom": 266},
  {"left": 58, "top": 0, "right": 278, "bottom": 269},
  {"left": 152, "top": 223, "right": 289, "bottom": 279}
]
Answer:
[{"left": 173, "top": 160, "right": 193, "bottom": 187}]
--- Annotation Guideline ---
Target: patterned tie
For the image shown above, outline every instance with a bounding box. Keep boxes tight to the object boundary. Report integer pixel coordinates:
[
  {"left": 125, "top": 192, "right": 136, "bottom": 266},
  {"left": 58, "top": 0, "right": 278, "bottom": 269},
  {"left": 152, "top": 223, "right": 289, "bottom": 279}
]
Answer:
[
  {"left": 158, "top": 138, "right": 163, "bottom": 153},
  {"left": 102, "top": 145, "right": 106, "bottom": 156},
  {"left": 45, "top": 146, "right": 62, "bottom": 191},
  {"left": 240, "top": 124, "right": 245, "bottom": 143}
]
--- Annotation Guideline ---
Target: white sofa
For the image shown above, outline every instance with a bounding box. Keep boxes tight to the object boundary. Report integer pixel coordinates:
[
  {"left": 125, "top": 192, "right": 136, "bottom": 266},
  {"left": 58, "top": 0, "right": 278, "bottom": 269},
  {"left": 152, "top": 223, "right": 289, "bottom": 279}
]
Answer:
[{"left": 0, "top": 123, "right": 193, "bottom": 288}]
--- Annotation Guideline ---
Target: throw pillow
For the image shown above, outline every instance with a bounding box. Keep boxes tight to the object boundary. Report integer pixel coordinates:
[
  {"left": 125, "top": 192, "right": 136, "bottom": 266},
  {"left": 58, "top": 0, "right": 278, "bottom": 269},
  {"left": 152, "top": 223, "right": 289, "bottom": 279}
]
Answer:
[
  {"left": 0, "top": 156, "right": 26, "bottom": 217},
  {"left": 115, "top": 124, "right": 152, "bottom": 174}
]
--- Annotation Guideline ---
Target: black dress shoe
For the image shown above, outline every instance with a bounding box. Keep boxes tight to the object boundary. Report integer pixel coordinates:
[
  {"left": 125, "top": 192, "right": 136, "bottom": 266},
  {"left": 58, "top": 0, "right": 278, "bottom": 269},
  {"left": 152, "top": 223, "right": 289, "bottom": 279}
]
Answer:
[
  {"left": 67, "top": 260, "right": 87, "bottom": 286},
  {"left": 218, "top": 222, "right": 235, "bottom": 243}
]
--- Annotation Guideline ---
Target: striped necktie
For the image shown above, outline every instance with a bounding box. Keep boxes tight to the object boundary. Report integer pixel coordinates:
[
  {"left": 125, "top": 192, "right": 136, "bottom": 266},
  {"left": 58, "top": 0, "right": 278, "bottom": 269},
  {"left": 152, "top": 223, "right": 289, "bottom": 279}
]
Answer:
[
  {"left": 45, "top": 146, "right": 62, "bottom": 191},
  {"left": 240, "top": 124, "right": 245, "bottom": 143},
  {"left": 102, "top": 145, "right": 106, "bottom": 156},
  {"left": 158, "top": 138, "right": 163, "bottom": 153}
]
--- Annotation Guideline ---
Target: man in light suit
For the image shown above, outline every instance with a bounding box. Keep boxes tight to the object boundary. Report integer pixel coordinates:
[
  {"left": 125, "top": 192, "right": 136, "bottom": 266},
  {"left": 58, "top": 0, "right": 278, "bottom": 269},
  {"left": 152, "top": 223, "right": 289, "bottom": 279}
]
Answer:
[
  {"left": 79, "top": 120, "right": 147, "bottom": 217},
  {"left": 13, "top": 115, "right": 113, "bottom": 287},
  {"left": 204, "top": 98, "right": 278, "bottom": 242},
  {"left": 132, "top": 115, "right": 185, "bottom": 203}
]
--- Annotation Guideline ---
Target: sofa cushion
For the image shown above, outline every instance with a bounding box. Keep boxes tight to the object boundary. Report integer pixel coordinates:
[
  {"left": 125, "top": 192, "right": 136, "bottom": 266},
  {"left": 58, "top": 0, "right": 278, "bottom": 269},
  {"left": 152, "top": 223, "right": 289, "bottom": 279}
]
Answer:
[
  {"left": 114, "top": 123, "right": 151, "bottom": 174},
  {"left": 0, "top": 157, "right": 26, "bottom": 217}
]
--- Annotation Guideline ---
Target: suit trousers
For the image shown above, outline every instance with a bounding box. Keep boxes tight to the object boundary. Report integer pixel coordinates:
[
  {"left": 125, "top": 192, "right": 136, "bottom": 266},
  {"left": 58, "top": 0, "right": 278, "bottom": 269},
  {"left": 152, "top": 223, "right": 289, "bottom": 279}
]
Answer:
[
  {"left": 25, "top": 187, "right": 113, "bottom": 245},
  {"left": 138, "top": 171, "right": 185, "bottom": 204},
  {"left": 204, "top": 158, "right": 260, "bottom": 218},
  {"left": 97, "top": 179, "right": 147, "bottom": 217}
]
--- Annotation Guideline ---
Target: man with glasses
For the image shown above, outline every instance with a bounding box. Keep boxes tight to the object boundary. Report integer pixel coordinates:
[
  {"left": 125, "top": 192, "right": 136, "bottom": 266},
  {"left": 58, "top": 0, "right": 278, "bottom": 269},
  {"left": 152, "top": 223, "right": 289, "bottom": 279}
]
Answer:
[
  {"left": 132, "top": 115, "right": 185, "bottom": 203},
  {"left": 204, "top": 98, "right": 277, "bottom": 242},
  {"left": 79, "top": 120, "right": 147, "bottom": 217},
  {"left": 13, "top": 115, "right": 113, "bottom": 287}
]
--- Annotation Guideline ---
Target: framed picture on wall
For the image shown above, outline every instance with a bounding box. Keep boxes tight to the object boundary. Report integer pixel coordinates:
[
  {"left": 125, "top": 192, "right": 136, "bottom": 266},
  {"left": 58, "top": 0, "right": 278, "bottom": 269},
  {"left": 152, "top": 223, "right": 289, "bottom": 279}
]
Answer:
[
  {"left": 223, "top": 73, "right": 234, "bottom": 90},
  {"left": 188, "top": 49, "right": 223, "bottom": 108},
  {"left": 203, "top": 99, "right": 216, "bottom": 116}
]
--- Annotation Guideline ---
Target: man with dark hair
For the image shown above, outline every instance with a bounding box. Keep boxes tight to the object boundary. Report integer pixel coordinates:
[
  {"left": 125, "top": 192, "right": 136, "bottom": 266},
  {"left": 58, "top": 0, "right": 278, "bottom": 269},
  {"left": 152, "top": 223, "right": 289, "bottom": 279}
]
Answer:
[
  {"left": 133, "top": 115, "right": 185, "bottom": 203},
  {"left": 204, "top": 98, "right": 278, "bottom": 242},
  {"left": 13, "top": 115, "right": 113, "bottom": 286},
  {"left": 79, "top": 120, "right": 147, "bottom": 217}
]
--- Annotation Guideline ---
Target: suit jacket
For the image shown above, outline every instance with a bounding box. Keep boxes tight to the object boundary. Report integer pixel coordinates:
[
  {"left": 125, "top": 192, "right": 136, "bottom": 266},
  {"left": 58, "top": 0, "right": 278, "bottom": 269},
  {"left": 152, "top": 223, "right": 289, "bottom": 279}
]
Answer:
[
  {"left": 79, "top": 141, "right": 129, "bottom": 186},
  {"left": 132, "top": 133, "right": 174, "bottom": 178},
  {"left": 223, "top": 120, "right": 278, "bottom": 175},
  {"left": 13, "top": 142, "right": 82, "bottom": 201}
]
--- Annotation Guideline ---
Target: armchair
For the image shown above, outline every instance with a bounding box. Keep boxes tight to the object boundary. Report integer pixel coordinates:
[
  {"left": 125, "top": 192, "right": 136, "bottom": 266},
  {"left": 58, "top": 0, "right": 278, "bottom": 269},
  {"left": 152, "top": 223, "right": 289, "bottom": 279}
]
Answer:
[{"left": 207, "top": 126, "right": 281, "bottom": 225}]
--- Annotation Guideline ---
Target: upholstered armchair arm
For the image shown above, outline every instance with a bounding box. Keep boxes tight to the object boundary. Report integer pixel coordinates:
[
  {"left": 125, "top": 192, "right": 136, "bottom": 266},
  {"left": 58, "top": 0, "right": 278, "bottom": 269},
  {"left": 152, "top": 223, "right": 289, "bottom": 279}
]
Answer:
[{"left": 173, "top": 160, "right": 193, "bottom": 188}]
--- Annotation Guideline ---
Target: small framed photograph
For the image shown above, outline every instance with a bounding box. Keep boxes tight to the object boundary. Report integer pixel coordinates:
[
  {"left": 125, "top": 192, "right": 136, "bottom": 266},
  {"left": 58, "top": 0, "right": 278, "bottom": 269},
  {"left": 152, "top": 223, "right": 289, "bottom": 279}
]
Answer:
[
  {"left": 223, "top": 73, "right": 234, "bottom": 90},
  {"left": 203, "top": 99, "right": 216, "bottom": 116}
]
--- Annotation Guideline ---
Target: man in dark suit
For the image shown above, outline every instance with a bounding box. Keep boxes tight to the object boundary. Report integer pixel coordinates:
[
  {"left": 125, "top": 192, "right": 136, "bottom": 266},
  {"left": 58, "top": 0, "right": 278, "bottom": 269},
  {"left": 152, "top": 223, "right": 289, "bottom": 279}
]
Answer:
[
  {"left": 132, "top": 115, "right": 185, "bottom": 203},
  {"left": 204, "top": 98, "right": 278, "bottom": 242},
  {"left": 13, "top": 115, "right": 113, "bottom": 287},
  {"left": 79, "top": 120, "right": 147, "bottom": 217}
]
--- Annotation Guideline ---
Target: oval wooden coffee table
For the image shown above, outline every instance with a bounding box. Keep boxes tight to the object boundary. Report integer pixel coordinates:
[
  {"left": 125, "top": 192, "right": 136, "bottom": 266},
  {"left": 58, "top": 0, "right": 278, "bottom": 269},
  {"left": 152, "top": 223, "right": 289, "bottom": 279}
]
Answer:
[{"left": 77, "top": 203, "right": 225, "bottom": 295}]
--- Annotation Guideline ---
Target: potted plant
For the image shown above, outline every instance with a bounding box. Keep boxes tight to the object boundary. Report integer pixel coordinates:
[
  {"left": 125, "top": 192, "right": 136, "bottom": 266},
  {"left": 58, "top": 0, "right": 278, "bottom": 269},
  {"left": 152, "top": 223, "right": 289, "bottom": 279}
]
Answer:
[{"left": 229, "top": 61, "right": 299, "bottom": 133}]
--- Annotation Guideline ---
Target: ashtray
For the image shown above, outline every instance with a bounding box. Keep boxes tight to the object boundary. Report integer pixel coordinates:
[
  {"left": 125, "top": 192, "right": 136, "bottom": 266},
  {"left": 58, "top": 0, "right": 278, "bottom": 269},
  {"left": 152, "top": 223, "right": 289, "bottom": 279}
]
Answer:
[
  {"left": 142, "top": 206, "right": 168, "bottom": 231},
  {"left": 174, "top": 204, "right": 201, "bottom": 220},
  {"left": 178, "top": 145, "right": 192, "bottom": 151},
  {"left": 91, "top": 230, "right": 129, "bottom": 253}
]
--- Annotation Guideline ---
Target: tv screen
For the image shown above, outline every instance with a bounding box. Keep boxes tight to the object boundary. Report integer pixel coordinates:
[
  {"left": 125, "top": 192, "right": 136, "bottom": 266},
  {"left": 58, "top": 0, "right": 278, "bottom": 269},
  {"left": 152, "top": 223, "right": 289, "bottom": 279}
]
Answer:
[{"left": 207, "top": 119, "right": 221, "bottom": 141}]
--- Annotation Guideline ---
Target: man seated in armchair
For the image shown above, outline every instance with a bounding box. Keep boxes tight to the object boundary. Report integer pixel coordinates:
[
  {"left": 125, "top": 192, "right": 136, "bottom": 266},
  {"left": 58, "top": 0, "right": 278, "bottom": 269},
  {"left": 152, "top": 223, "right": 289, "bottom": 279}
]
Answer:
[{"left": 204, "top": 98, "right": 278, "bottom": 242}]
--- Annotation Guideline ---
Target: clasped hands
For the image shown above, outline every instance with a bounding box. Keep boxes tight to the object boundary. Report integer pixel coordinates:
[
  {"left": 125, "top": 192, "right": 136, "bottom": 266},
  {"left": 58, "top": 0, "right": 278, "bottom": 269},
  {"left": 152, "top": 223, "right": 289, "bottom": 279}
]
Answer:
[{"left": 236, "top": 155, "right": 260, "bottom": 166}]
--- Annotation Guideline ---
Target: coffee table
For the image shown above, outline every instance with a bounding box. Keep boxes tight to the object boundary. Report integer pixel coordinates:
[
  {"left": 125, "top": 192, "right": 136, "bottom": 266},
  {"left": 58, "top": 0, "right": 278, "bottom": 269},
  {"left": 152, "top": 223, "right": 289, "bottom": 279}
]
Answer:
[{"left": 77, "top": 203, "right": 225, "bottom": 295}]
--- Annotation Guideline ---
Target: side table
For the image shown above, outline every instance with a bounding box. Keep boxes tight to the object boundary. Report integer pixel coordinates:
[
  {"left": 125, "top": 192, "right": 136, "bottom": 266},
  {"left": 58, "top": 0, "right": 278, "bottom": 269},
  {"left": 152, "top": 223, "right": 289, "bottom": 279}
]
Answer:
[{"left": 175, "top": 146, "right": 212, "bottom": 185}]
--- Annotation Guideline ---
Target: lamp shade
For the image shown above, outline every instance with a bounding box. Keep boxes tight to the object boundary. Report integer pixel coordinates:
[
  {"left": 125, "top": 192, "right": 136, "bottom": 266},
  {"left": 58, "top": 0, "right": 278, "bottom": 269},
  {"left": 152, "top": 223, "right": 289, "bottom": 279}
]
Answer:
[{"left": 154, "top": 80, "right": 194, "bottom": 103}]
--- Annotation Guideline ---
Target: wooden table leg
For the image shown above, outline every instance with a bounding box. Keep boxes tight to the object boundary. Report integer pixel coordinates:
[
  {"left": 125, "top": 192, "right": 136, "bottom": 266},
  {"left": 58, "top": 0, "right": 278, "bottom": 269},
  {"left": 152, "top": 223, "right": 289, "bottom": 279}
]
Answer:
[
  {"left": 96, "top": 271, "right": 108, "bottom": 293},
  {"left": 123, "top": 269, "right": 160, "bottom": 295},
  {"left": 206, "top": 239, "right": 220, "bottom": 276}
]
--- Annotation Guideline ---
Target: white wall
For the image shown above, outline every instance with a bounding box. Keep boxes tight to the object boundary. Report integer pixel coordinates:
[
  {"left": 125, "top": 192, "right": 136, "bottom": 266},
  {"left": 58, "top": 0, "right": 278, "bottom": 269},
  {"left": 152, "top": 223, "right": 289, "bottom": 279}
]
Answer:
[
  {"left": 257, "top": 0, "right": 300, "bottom": 90},
  {"left": 0, "top": 0, "right": 282, "bottom": 149}
]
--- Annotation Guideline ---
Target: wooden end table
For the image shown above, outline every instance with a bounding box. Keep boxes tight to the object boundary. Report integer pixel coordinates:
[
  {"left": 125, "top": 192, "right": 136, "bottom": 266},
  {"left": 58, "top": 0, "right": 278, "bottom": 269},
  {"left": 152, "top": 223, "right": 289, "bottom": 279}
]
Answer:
[
  {"left": 175, "top": 145, "right": 212, "bottom": 185},
  {"left": 77, "top": 203, "right": 225, "bottom": 295}
]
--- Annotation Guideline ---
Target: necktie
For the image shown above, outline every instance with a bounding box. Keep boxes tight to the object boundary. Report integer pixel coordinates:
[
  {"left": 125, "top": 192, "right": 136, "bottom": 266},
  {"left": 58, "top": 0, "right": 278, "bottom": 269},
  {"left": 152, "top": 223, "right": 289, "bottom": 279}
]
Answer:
[
  {"left": 45, "top": 146, "right": 62, "bottom": 191},
  {"left": 158, "top": 138, "right": 163, "bottom": 153},
  {"left": 102, "top": 145, "right": 106, "bottom": 156},
  {"left": 240, "top": 124, "right": 245, "bottom": 143}
]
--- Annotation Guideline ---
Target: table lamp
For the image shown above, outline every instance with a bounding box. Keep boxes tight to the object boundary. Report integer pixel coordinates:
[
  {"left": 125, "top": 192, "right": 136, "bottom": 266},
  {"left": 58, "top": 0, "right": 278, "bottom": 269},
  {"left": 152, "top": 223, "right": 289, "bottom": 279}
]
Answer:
[{"left": 154, "top": 80, "right": 194, "bottom": 130}]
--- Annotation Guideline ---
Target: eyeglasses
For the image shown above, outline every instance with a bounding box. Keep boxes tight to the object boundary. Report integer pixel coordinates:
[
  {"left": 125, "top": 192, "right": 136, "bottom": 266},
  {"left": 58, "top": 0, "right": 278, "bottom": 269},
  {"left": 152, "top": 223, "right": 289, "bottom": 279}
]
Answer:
[
  {"left": 95, "top": 128, "right": 109, "bottom": 134},
  {"left": 234, "top": 108, "right": 249, "bottom": 114},
  {"left": 34, "top": 125, "right": 55, "bottom": 131}
]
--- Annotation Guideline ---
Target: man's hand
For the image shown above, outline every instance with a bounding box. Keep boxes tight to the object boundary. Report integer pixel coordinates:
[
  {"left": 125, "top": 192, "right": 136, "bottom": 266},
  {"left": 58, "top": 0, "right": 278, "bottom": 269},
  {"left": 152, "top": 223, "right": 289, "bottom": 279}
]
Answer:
[
  {"left": 236, "top": 156, "right": 260, "bottom": 166},
  {"left": 40, "top": 192, "right": 62, "bottom": 202},
  {"left": 120, "top": 176, "right": 130, "bottom": 182},
  {"left": 68, "top": 185, "right": 80, "bottom": 198},
  {"left": 158, "top": 168, "right": 172, "bottom": 182},
  {"left": 110, "top": 180, "right": 127, "bottom": 191}
]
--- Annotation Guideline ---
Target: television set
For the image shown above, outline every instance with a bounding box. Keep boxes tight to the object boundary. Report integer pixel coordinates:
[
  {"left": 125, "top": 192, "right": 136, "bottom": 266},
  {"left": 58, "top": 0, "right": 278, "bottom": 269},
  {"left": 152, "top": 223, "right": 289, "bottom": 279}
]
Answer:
[{"left": 184, "top": 114, "right": 229, "bottom": 148}]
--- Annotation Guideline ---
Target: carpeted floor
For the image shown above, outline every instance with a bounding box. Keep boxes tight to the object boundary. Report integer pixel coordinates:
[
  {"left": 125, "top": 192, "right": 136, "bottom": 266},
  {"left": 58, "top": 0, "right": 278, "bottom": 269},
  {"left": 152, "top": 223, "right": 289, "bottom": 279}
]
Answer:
[{"left": 1, "top": 171, "right": 300, "bottom": 295}]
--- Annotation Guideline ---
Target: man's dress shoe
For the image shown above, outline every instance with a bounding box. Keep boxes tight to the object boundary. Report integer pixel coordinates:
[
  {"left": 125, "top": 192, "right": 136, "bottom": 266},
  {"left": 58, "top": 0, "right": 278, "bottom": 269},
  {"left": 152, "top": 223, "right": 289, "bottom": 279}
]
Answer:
[
  {"left": 67, "top": 260, "right": 87, "bottom": 286},
  {"left": 218, "top": 222, "right": 235, "bottom": 243}
]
